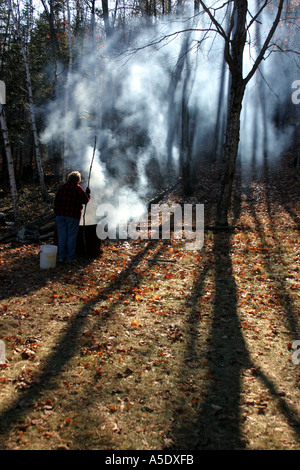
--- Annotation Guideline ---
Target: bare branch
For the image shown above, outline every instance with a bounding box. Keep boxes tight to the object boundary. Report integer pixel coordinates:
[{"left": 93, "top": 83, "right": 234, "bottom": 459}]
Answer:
[
  {"left": 197, "top": 0, "right": 227, "bottom": 39},
  {"left": 244, "top": 0, "right": 285, "bottom": 85},
  {"left": 119, "top": 27, "right": 215, "bottom": 62},
  {"left": 223, "top": 1, "right": 236, "bottom": 73},
  {"left": 269, "top": 44, "right": 300, "bottom": 56},
  {"left": 246, "top": 0, "right": 269, "bottom": 32}
]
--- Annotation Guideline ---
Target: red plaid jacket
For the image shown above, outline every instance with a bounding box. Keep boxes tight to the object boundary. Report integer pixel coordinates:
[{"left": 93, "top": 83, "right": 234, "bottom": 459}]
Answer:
[{"left": 54, "top": 181, "right": 90, "bottom": 219}]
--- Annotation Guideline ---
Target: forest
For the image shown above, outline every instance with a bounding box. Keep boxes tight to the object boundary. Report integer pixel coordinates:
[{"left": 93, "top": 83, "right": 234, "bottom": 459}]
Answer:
[{"left": 0, "top": 0, "right": 299, "bottom": 452}]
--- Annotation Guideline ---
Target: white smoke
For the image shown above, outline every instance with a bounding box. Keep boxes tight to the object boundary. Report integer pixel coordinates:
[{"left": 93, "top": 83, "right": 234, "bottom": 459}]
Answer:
[{"left": 41, "top": 1, "right": 297, "bottom": 226}]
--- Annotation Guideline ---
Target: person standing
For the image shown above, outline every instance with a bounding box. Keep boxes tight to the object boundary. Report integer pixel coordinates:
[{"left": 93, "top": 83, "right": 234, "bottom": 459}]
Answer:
[{"left": 54, "top": 171, "right": 90, "bottom": 262}]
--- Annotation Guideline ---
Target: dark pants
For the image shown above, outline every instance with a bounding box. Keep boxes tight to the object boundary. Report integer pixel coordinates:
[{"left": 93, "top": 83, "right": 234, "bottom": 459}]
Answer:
[{"left": 56, "top": 215, "right": 80, "bottom": 261}]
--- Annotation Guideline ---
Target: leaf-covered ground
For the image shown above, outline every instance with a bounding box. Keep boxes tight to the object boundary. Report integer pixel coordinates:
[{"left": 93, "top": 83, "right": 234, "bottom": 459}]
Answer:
[{"left": 0, "top": 157, "right": 299, "bottom": 450}]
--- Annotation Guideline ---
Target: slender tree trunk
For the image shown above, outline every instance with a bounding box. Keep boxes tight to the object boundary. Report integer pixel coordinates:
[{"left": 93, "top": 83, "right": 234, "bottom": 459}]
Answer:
[
  {"left": 41, "top": 0, "right": 62, "bottom": 177},
  {"left": 216, "top": 79, "right": 245, "bottom": 225},
  {"left": 91, "top": 0, "right": 96, "bottom": 47},
  {"left": 41, "top": 0, "right": 59, "bottom": 96},
  {"left": 166, "top": 31, "right": 190, "bottom": 169},
  {"left": 63, "top": 0, "right": 73, "bottom": 170},
  {"left": 23, "top": 45, "right": 48, "bottom": 199},
  {"left": 102, "top": 0, "right": 112, "bottom": 39},
  {"left": 216, "top": 0, "right": 247, "bottom": 226},
  {"left": 176, "top": 0, "right": 183, "bottom": 17},
  {"left": 213, "top": 59, "right": 227, "bottom": 161},
  {"left": 213, "top": 2, "right": 232, "bottom": 162},
  {"left": 181, "top": 91, "right": 193, "bottom": 195},
  {"left": 0, "top": 104, "right": 18, "bottom": 220},
  {"left": 67, "top": 0, "right": 73, "bottom": 72},
  {"left": 180, "top": 33, "right": 194, "bottom": 196},
  {"left": 9, "top": 0, "right": 49, "bottom": 200}
]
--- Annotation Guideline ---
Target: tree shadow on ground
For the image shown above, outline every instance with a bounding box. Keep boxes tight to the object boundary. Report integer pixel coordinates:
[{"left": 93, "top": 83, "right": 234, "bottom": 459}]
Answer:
[
  {"left": 246, "top": 163, "right": 300, "bottom": 434},
  {"left": 186, "top": 230, "right": 251, "bottom": 449},
  {"left": 167, "top": 168, "right": 251, "bottom": 449},
  {"left": 248, "top": 165, "right": 300, "bottom": 337},
  {"left": 0, "top": 245, "right": 94, "bottom": 302},
  {"left": 168, "top": 167, "right": 300, "bottom": 450},
  {"left": 0, "top": 239, "right": 162, "bottom": 447}
]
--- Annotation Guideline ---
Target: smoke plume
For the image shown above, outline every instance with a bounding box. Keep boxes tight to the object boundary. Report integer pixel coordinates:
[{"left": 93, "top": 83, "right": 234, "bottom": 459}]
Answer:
[{"left": 41, "top": 1, "right": 297, "bottom": 227}]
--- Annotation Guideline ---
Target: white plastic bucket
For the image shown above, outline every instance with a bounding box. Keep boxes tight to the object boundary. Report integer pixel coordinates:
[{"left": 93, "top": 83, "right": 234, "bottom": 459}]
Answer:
[{"left": 40, "top": 244, "right": 58, "bottom": 269}]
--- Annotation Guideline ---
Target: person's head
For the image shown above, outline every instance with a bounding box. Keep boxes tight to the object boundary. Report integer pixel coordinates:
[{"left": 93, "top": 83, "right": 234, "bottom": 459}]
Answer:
[{"left": 67, "top": 171, "right": 81, "bottom": 183}]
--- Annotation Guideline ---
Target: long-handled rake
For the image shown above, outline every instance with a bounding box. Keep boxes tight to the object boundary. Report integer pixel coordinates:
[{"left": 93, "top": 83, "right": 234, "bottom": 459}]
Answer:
[{"left": 82, "top": 136, "right": 97, "bottom": 256}]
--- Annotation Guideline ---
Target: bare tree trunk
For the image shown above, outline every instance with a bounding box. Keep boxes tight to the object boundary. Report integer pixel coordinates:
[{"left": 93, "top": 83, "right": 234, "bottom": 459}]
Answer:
[
  {"left": 216, "top": 79, "right": 245, "bottom": 225},
  {"left": 181, "top": 90, "right": 193, "bottom": 195},
  {"left": 176, "top": 0, "right": 183, "bottom": 17},
  {"left": 198, "top": 0, "right": 284, "bottom": 226},
  {"left": 91, "top": 0, "right": 96, "bottom": 47},
  {"left": 102, "top": 0, "right": 112, "bottom": 39},
  {"left": 180, "top": 31, "right": 194, "bottom": 196},
  {"left": 213, "top": 2, "right": 232, "bottom": 163},
  {"left": 41, "top": 0, "right": 62, "bottom": 177},
  {"left": 166, "top": 31, "right": 190, "bottom": 169},
  {"left": 0, "top": 104, "right": 18, "bottom": 220},
  {"left": 215, "top": 0, "right": 284, "bottom": 225},
  {"left": 216, "top": 0, "right": 247, "bottom": 226},
  {"left": 41, "top": 0, "right": 59, "bottom": 96},
  {"left": 67, "top": 0, "right": 73, "bottom": 72},
  {"left": 63, "top": 0, "right": 73, "bottom": 170},
  {"left": 9, "top": 0, "right": 49, "bottom": 200},
  {"left": 23, "top": 46, "right": 48, "bottom": 199}
]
